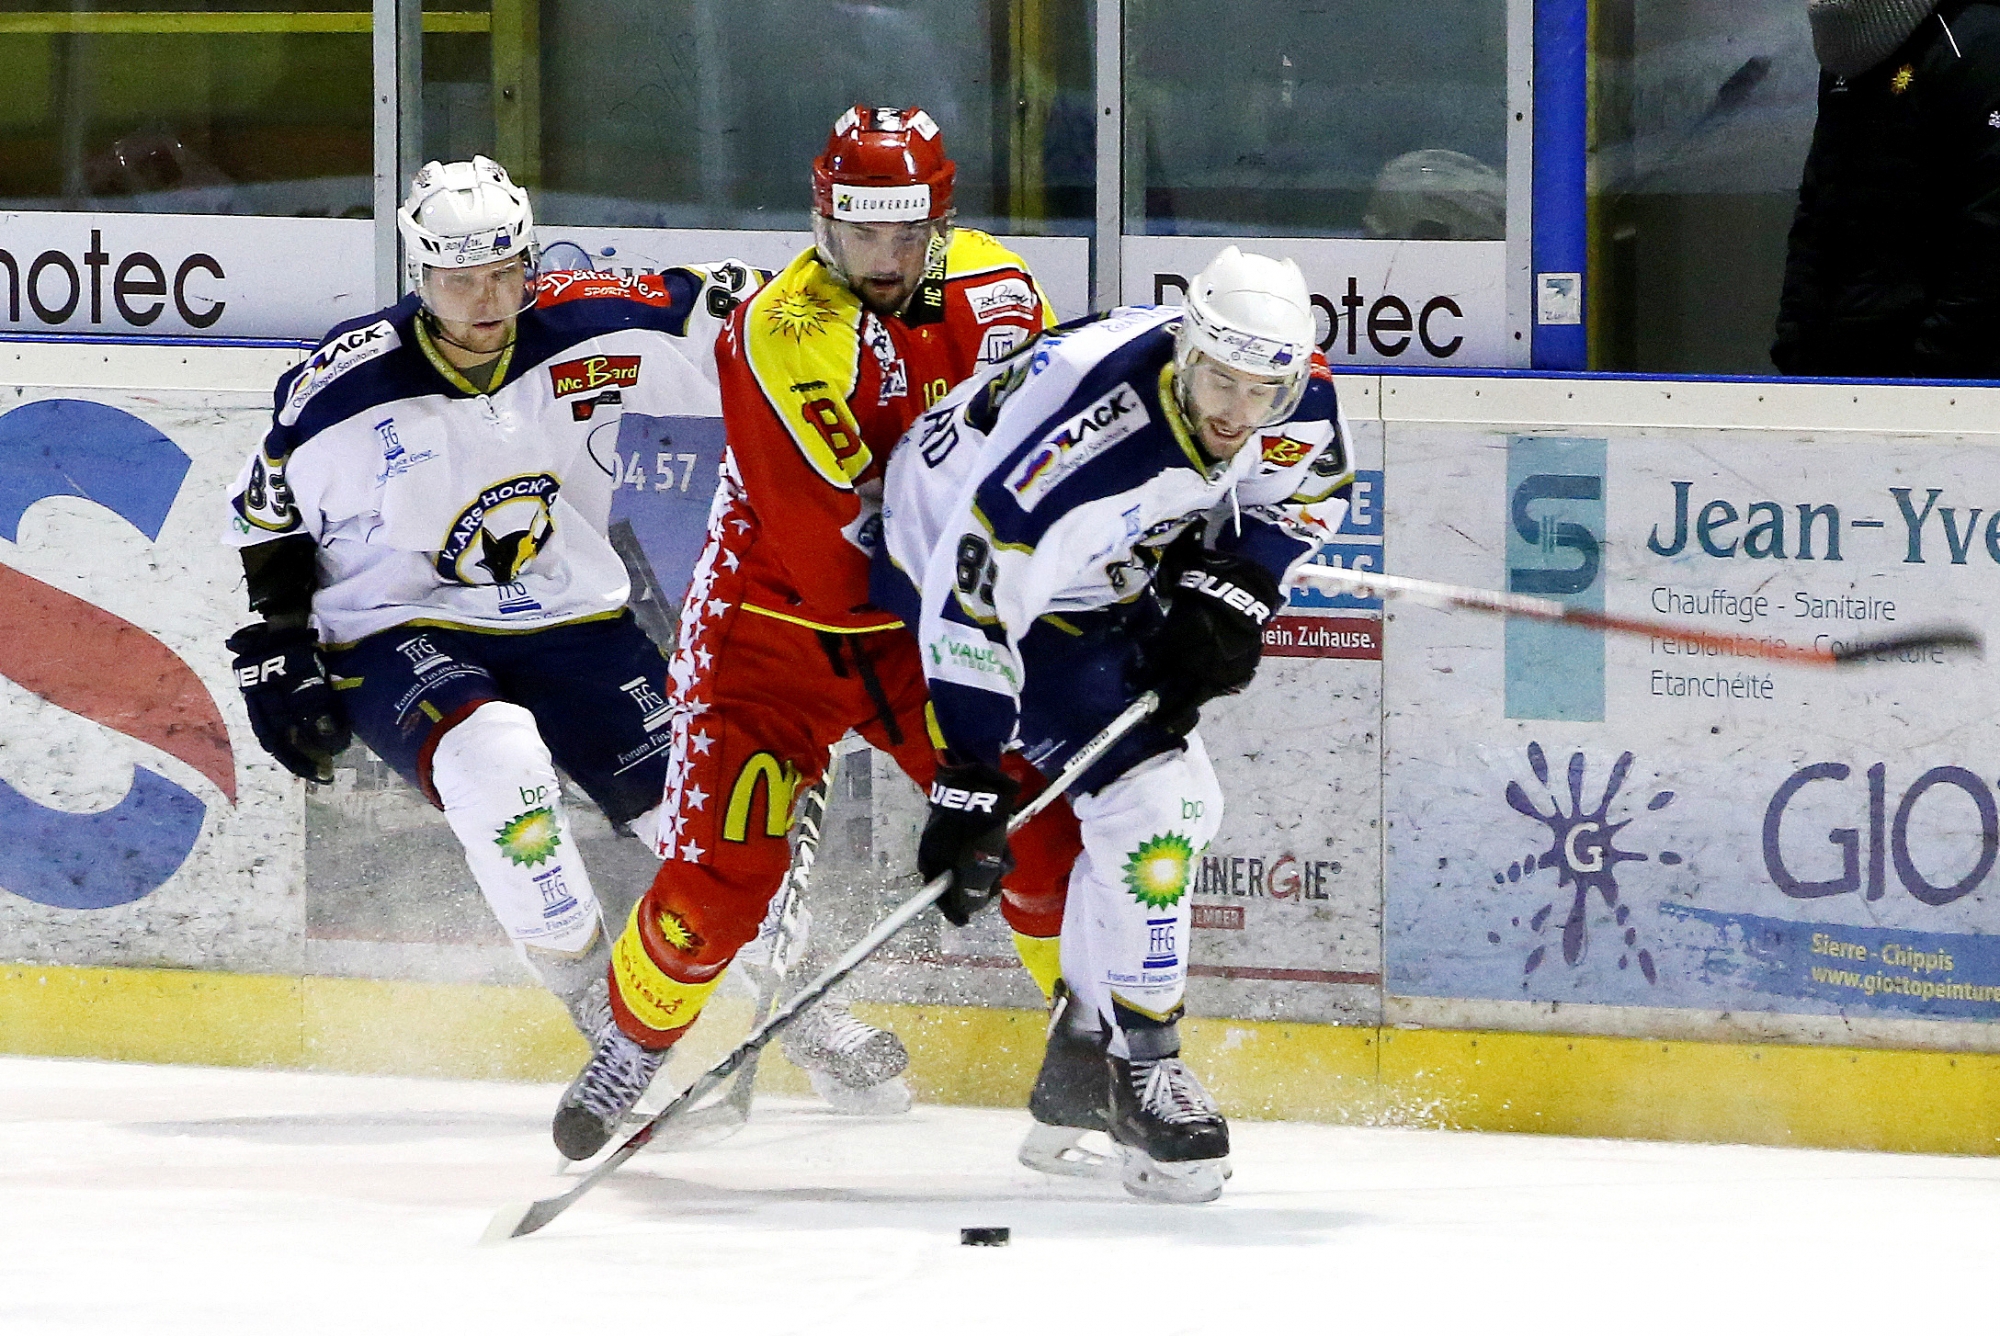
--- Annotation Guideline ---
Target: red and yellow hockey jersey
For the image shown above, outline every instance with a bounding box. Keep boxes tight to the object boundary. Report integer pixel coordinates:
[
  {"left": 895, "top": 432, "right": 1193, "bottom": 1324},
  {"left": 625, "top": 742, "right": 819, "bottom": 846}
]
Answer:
[{"left": 714, "top": 229, "right": 1053, "bottom": 633}]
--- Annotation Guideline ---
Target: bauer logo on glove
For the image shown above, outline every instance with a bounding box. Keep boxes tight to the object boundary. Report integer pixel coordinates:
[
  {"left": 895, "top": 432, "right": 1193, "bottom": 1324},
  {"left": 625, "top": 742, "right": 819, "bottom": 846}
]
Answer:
[
  {"left": 226, "top": 622, "right": 352, "bottom": 784},
  {"left": 927, "top": 781, "right": 1002, "bottom": 813},
  {"left": 1174, "top": 568, "right": 1274, "bottom": 625},
  {"left": 918, "top": 761, "right": 1020, "bottom": 926}
]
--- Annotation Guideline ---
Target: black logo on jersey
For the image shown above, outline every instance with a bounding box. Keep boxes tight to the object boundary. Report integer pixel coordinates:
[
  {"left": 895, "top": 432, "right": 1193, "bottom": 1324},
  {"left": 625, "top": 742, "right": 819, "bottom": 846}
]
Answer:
[
  {"left": 436, "top": 473, "right": 560, "bottom": 586},
  {"left": 572, "top": 389, "right": 622, "bottom": 421},
  {"left": 705, "top": 262, "right": 752, "bottom": 319},
  {"left": 904, "top": 233, "right": 949, "bottom": 328}
]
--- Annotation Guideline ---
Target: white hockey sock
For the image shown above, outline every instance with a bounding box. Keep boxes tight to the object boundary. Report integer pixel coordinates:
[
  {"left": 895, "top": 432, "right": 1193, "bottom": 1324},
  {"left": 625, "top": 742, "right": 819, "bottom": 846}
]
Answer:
[
  {"left": 1059, "top": 734, "right": 1223, "bottom": 1058},
  {"left": 430, "top": 701, "right": 604, "bottom": 956}
]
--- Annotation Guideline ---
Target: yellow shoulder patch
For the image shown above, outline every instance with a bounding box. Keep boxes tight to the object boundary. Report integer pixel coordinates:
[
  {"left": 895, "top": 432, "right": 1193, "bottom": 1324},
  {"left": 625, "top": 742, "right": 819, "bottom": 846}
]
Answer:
[
  {"left": 744, "top": 248, "right": 871, "bottom": 487},
  {"left": 945, "top": 228, "right": 1031, "bottom": 280}
]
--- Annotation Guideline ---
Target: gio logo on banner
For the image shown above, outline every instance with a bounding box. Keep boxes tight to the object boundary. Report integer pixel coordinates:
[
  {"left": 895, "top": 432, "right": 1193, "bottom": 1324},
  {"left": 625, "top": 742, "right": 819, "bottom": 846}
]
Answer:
[{"left": 1505, "top": 437, "right": 1606, "bottom": 721}]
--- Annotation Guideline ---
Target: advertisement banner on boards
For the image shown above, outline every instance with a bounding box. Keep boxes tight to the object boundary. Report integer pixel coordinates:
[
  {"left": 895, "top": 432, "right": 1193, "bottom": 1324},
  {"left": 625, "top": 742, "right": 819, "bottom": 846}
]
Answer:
[
  {"left": 1122, "top": 236, "right": 1514, "bottom": 370},
  {"left": 1383, "top": 422, "right": 2000, "bottom": 1024},
  {"left": 0, "top": 385, "right": 306, "bottom": 972},
  {"left": 0, "top": 351, "right": 1391, "bottom": 1023},
  {"left": 0, "top": 213, "right": 372, "bottom": 340},
  {"left": 0, "top": 212, "right": 1094, "bottom": 344}
]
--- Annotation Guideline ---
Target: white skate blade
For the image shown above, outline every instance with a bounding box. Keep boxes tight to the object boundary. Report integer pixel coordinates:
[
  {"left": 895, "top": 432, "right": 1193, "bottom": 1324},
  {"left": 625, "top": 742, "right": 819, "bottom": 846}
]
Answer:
[
  {"left": 806, "top": 1069, "right": 913, "bottom": 1116},
  {"left": 1119, "top": 1147, "right": 1229, "bottom": 1204},
  {"left": 1018, "top": 1122, "right": 1123, "bottom": 1180}
]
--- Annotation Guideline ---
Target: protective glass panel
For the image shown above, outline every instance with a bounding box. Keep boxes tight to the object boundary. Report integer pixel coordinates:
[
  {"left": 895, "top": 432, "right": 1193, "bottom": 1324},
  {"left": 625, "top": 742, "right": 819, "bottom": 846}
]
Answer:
[
  {"left": 0, "top": 1, "right": 382, "bottom": 216},
  {"left": 1125, "top": 0, "right": 1509, "bottom": 238},
  {"left": 535, "top": 0, "right": 1094, "bottom": 233},
  {"left": 425, "top": 0, "right": 498, "bottom": 171},
  {"left": 1590, "top": 0, "right": 1817, "bottom": 372}
]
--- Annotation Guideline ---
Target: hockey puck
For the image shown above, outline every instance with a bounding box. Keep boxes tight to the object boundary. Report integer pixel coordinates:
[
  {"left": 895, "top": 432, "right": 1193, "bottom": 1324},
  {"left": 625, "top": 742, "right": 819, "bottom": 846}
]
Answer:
[{"left": 959, "top": 1227, "right": 1010, "bottom": 1246}]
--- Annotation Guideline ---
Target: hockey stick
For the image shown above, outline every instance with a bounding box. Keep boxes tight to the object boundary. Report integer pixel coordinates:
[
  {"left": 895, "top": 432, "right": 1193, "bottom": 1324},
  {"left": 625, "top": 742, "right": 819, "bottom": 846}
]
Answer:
[
  {"left": 482, "top": 691, "right": 1160, "bottom": 1243},
  {"left": 709, "top": 749, "right": 842, "bottom": 1121},
  {"left": 623, "top": 763, "right": 837, "bottom": 1153},
  {"left": 552, "top": 767, "right": 838, "bottom": 1170},
  {"left": 1290, "top": 563, "right": 1982, "bottom": 666}
]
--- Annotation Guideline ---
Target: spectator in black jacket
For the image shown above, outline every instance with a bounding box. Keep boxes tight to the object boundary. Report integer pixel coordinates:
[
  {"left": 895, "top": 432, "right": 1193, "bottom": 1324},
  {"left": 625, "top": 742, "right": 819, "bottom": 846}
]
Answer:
[{"left": 1775, "top": 0, "right": 2000, "bottom": 377}]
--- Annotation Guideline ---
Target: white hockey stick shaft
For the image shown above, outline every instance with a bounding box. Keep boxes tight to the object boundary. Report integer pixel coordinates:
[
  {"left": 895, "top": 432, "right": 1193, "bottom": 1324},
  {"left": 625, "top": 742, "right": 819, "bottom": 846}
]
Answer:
[
  {"left": 1289, "top": 563, "right": 1981, "bottom": 667},
  {"left": 631, "top": 752, "right": 844, "bottom": 1150},
  {"left": 725, "top": 754, "right": 840, "bottom": 1104},
  {"left": 485, "top": 691, "right": 1159, "bottom": 1242}
]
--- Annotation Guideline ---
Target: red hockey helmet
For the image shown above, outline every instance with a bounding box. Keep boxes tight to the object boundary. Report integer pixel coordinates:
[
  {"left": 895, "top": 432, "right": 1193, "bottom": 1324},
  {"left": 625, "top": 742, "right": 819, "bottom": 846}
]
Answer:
[{"left": 811, "top": 106, "right": 955, "bottom": 222}]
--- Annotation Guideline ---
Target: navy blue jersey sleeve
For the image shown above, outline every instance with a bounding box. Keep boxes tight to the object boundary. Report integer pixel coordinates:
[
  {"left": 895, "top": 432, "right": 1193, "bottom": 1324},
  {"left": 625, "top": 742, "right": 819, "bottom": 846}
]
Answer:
[
  {"left": 1208, "top": 508, "right": 1320, "bottom": 583},
  {"left": 927, "top": 602, "right": 1021, "bottom": 767},
  {"left": 229, "top": 298, "right": 421, "bottom": 541},
  {"left": 527, "top": 263, "right": 762, "bottom": 337}
]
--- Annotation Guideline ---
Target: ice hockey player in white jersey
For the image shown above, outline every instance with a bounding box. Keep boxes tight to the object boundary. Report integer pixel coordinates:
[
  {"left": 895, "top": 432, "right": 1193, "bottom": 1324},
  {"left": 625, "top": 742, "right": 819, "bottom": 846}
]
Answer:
[
  {"left": 873, "top": 246, "right": 1353, "bottom": 1202},
  {"left": 221, "top": 157, "right": 754, "bottom": 1120}
]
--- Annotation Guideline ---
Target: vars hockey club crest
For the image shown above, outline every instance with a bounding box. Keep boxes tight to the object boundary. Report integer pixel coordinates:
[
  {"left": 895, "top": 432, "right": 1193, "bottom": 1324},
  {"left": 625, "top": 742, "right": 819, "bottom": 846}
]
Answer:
[{"left": 437, "top": 472, "right": 560, "bottom": 585}]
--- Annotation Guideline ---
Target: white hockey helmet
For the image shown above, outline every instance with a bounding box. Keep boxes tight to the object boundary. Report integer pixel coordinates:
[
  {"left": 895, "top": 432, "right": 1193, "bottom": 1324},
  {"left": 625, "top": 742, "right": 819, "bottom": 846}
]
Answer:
[
  {"left": 1173, "top": 246, "right": 1316, "bottom": 427},
  {"left": 396, "top": 155, "right": 539, "bottom": 322}
]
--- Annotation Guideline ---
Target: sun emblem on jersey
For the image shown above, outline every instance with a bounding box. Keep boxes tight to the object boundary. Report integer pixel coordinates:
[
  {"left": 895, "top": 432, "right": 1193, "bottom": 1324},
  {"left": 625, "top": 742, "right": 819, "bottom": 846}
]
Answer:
[
  {"left": 1123, "top": 833, "right": 1195, "bottom": 909},
  {"left": 1891, "top": 63, "right": 1914, "bottom": 94},
  {"left": 495, "top": 807, "right": 563, "bottom": 867},
  {"left": 654, "top": 907, "right": 704, "bottom": 954},
  {"left": 765, "top": 287, "right": 838, "bottom": 343}
]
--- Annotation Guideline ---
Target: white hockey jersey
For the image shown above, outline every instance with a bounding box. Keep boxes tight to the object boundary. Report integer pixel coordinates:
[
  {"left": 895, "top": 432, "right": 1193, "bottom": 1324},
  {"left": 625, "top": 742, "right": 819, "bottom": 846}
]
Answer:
[
  {"left": 223, "top": 265, "right": 756, "bottom": 647},
  {"left": 874, "top": 305, "right": 1354, "bottom": 764}
]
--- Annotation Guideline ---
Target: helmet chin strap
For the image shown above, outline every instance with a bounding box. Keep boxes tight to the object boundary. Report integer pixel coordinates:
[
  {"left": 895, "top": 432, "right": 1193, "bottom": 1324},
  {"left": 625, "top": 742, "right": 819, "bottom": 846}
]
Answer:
[
  {"left": 1165, "top": 365, "right": 1222, "bottom": 469},
  {"left": 810, "top": 222, "right": 874, "bottom": 311},
  {"left": 812, "top": 216, "right": 948, "bottom": 318},
  {"left": 421, "top": 308, "right": 517, "bottom": 357}
]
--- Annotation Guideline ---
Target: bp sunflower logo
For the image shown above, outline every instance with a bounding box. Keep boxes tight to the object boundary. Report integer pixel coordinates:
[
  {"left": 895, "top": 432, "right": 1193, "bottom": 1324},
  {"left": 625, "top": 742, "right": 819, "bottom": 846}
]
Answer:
[
  {"left": 1123, "top": 833, "right": 1195, "bottom": 909},
  {"left": 495, "top": 807, "right": 562, "bottom": 867}
]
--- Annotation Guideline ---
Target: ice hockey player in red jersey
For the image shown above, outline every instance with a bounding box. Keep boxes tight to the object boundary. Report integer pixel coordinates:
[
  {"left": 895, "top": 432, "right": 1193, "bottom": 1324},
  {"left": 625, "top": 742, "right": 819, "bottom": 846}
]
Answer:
[{"left": 552, "top": 106, "right": 1078, "bottom": 1159}]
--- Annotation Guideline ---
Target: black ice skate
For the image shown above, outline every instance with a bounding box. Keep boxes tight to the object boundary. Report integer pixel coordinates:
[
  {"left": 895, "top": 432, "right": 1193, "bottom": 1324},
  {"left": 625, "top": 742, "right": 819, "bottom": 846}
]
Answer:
[
  {"left": 1107, "top": 1052, "right": 1231, "bottom": 1203},
  {"left": 780, "top": 998, "right": 912, "bottom": 1115},
  {"left": 1018, "top": 982, "right": 1120, "bottom": 1180},
  {"left": 551, "top": 989, "right": 669, "bottom": 1161}
]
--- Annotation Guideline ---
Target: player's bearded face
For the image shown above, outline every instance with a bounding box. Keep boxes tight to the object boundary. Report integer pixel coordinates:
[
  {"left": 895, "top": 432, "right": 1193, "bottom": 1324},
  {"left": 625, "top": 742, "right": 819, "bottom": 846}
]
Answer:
[
  {"left": 422, "top": 255, "right": 533, "bottom": 351},
  {"left": 818, "top": 218, "right": 942, "bottom": 316},
  {"left": 1181, "top": 354, "right": 1290, "bottom": 459}
]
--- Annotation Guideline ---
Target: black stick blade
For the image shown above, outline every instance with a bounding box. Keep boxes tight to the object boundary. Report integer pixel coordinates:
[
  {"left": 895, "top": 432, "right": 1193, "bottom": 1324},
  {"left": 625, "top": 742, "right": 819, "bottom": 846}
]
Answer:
[
  {"left": 1829, "top": 625, "right": 1984, "bottom": 665},
  {"left": 481, "top": 1194, "right": 567, "bottom": 1244}
]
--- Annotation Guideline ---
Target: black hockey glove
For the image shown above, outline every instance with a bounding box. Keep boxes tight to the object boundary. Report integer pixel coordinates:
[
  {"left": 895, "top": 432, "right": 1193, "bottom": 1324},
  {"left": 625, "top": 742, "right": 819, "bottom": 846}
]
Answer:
[
  {"left": 1145, "top": 543, "right": 1283, "bottom": 736},
  {"left": 918, "top": 761, "right": 1021, "bottom": 926},
  {"left": 226, "top": 622, "right": 351, "bottom": 784}
]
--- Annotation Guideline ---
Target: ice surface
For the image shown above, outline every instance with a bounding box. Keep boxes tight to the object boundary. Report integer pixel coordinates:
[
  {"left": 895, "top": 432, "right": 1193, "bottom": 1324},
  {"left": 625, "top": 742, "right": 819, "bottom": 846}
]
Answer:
[{"left": 2, "top": 1054, "right": 1996, "bottom": 1335}]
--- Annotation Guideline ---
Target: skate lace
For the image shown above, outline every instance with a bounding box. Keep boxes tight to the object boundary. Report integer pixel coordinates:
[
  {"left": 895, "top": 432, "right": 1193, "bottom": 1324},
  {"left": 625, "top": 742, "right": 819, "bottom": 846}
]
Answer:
[
  {"left": 1133, "top": 1057, "right": 1219, "bottom": 1125},
  {"left": 574, "top": 1028, "right": 665, "bottom": 1120},
  {"left": 811, "top": 1002, "right": 884, "bottom": 1057}
]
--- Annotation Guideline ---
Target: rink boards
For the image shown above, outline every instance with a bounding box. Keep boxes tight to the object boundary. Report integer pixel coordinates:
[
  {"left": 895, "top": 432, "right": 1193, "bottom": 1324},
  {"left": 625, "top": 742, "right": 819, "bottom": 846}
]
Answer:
[{"left": 6, "top": 341, "right": 2000, "bottom": 1151}]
